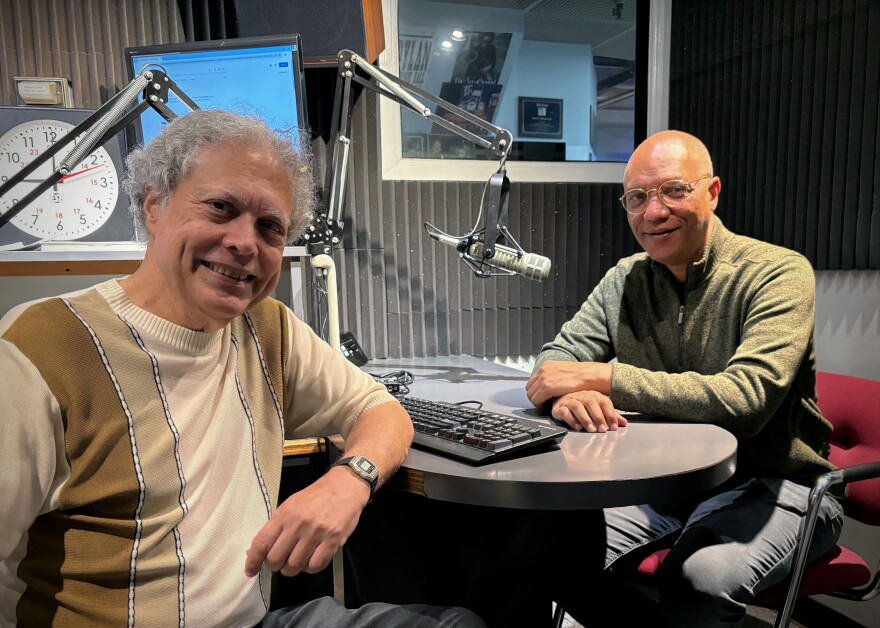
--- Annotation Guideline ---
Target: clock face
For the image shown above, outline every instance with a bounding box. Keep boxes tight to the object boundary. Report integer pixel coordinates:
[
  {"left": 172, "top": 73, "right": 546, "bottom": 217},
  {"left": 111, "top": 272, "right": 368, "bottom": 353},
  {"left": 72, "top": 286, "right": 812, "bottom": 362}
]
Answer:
[{"left": 0, "top": 119, "right": 120, "bottom": 240}]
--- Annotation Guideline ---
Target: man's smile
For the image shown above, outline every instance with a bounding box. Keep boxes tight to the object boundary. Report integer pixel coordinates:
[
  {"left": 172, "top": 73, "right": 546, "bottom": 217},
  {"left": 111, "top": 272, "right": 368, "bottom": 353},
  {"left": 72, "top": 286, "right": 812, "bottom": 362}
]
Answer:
[
  {"left": 644, "top": 227, "right": 679, "bottom": 237},
  {"left": 202, "top": 261, "right": 255, "bottom": 282}
]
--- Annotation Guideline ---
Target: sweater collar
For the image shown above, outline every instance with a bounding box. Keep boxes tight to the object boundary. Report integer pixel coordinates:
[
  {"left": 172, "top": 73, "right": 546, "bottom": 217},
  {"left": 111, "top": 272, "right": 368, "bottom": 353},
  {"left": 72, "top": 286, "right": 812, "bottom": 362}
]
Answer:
[
  {"left": 96, "top": 278, "right": 224, "bottom": 354},
  {"left": 684, "top": 215, "right": 730, "bottom": 289}
]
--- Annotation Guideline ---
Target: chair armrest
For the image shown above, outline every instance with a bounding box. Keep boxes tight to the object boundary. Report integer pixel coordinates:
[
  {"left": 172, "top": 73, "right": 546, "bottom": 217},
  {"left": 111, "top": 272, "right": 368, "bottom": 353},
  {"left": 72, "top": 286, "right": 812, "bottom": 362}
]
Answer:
[
  {"left": 840, "top": 461, "right": 880, "bottom": 484},
  {"left": 775, "top": 463, "right": 880, "bottom": 627}
]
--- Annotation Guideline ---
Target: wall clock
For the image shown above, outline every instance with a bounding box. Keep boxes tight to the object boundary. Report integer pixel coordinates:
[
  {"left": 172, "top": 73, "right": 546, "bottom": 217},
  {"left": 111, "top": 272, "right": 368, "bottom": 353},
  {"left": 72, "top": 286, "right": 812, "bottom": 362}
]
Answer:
[{"left": 0, "top": 106, "right": 132, "bottom": 247}]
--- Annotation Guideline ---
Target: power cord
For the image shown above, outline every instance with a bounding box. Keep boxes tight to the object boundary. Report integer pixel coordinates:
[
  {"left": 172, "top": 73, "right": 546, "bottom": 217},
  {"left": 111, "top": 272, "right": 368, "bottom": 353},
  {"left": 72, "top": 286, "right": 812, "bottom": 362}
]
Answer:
[{"left": 454, "top": 400, "right": 484, "bottom": 410}]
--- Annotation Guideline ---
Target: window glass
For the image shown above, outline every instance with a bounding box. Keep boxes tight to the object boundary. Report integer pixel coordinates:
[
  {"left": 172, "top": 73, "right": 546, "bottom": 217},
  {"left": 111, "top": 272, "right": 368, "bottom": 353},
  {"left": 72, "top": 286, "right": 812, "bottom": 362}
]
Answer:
[{"left": 397, "top": 0, "right": 638, "bottom": 163}]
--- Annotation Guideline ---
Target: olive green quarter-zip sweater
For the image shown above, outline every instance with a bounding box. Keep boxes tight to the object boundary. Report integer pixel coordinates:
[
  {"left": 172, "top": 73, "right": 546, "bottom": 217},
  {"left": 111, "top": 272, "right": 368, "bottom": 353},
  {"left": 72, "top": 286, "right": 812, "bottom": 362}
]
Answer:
[{"left": 536, "top": 217, "right": 835, "bottom": 486}]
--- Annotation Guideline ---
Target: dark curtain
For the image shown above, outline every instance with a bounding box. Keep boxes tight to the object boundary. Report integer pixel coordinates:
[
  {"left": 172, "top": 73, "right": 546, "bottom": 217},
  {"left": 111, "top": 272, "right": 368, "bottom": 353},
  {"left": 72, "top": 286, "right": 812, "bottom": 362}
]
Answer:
[
  {"left": 176, "top": 0, "right": 237, "bottom": 41},
  {"left": 669, "top": 0, "right": 879, "bottom": 270}
]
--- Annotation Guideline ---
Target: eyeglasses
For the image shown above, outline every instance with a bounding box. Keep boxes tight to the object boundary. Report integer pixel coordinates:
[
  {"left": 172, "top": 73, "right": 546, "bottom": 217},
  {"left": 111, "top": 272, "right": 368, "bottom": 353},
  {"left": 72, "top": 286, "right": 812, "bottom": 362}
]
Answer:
[{"left": 619, "top": 174, "right": 712, "bottom": 214}]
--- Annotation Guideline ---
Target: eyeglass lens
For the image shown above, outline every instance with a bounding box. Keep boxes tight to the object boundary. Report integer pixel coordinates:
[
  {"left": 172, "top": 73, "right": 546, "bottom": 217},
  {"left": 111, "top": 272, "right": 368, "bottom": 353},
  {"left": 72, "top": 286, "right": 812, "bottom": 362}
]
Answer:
[{"left": 623, "top": 180, "right": 692, "bottom": 212}]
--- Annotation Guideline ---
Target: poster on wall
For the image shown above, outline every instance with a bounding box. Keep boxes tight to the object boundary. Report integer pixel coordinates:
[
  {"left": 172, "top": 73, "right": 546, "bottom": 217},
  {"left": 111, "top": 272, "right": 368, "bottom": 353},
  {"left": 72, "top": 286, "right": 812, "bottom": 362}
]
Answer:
[
  {"left": 438, "top": 83, "right": 502, "bottom": 124},
  {"left": 518, "top": 97, "right": 563, "bottom": 138},
  {"left": 450, "top": 32, "right": 512, "bottom": 84},
  {"left": 430, "top": 31, "right": 511, "bottom": 134}
]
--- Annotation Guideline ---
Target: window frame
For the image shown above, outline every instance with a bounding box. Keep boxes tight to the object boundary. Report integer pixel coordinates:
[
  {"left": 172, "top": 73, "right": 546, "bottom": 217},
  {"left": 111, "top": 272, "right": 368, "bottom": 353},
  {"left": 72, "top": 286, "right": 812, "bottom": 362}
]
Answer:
[{"left": 377, "top": 0, "right": 671, "bottom": 183}]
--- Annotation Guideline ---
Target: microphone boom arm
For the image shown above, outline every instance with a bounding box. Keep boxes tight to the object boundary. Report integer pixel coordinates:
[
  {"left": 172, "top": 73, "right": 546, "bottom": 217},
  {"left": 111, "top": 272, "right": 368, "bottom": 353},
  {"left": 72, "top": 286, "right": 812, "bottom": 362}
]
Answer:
[{"left": 307, "top": 49, "right": 519, "bottom": 270}]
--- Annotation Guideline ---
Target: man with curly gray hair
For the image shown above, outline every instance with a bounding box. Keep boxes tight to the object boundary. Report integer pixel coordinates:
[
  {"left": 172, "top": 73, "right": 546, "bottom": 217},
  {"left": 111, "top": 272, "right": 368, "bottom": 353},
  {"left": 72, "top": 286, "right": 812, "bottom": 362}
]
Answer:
[
  {"left": 125, "top": 110, "right": 315, "bottom": 244},
  {"left": 0, "top": 110, "right": 484, "bottom": 628}
]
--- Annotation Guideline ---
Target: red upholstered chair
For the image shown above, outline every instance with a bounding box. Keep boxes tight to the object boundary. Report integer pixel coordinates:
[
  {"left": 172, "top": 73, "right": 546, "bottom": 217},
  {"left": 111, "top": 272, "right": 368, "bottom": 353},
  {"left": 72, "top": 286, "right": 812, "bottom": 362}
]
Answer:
[{"left": 634, "top": 372, "right": 880, "bottom": 628}]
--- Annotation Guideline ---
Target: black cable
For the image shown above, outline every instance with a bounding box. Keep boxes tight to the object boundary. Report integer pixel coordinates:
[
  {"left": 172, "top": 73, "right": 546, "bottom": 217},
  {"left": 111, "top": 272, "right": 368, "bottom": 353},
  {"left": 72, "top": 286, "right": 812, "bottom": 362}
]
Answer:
[
  {"left": 367, "top": 370, "right": 414, "bottom": 384},
  {"left": 367, "top": 370, "right": 415, "bottom": 398}
]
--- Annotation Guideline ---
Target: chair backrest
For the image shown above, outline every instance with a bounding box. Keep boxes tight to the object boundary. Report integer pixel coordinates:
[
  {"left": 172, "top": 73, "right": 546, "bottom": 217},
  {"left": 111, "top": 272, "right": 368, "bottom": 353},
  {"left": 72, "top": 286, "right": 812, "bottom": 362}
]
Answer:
[{"left": 817, "top": 372, "right": 880, "bottom": 525}]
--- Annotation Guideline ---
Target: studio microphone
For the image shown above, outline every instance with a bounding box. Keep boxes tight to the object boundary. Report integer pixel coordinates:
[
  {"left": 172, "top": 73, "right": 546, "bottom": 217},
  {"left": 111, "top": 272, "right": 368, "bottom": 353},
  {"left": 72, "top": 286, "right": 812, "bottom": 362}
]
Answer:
[
  {"left": 426, "top": 228, "right": 551, "bottom": 281},
  {"left": 466, "top": 241, "right": 552, "bottom": 281}
]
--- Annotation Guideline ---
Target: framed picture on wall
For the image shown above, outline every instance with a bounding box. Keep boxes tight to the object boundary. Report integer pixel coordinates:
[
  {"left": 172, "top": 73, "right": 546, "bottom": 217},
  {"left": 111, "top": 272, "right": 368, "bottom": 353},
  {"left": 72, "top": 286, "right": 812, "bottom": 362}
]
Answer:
[{"left": 518, "top": 97, "right": 563, "bottom": 139}]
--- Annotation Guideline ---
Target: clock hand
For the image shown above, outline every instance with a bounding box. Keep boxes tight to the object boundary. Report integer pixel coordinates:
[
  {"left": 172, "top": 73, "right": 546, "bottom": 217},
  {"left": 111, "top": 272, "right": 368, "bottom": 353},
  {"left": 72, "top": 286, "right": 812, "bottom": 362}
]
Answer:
[
  {"left": 52, "top": 156, "right": 58, "bottom": 192},
  {"left": 58, "top": 164, "right": 106, "bottom": 183}
]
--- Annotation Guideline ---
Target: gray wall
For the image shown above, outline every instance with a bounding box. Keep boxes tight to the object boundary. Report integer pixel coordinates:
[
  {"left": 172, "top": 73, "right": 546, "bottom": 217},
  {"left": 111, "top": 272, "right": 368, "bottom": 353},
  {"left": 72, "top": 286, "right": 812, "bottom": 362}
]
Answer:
[
  {"left": 333, "top": 89, "right": 636, "bottom": 361},
  {"left": 0, "top": 0, "right": 185, "bottom": 109},
  {"left": 814, "top": 269, "right": 880, "bottom": 625}
]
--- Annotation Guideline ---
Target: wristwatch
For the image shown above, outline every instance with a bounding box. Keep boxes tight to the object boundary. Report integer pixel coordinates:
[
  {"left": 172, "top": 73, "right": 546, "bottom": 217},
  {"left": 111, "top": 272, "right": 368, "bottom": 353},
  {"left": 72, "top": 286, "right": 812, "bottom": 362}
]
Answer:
[{"left": 331, "top": 455, "right": 379, "bottom": 499}]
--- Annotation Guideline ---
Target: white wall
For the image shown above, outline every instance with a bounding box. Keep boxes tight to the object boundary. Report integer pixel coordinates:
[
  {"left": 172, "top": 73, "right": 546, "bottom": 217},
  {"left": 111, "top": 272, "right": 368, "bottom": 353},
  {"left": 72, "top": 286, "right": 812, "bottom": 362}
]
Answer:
[
  {"left": 496, "top": 40, "right": 596, "bottom": 160},
  {"left": 815, "top": 270, "right": 880, "bottom": 380},
  {"left": 813, "top": 269, "right": 880, "bottom": 626}
]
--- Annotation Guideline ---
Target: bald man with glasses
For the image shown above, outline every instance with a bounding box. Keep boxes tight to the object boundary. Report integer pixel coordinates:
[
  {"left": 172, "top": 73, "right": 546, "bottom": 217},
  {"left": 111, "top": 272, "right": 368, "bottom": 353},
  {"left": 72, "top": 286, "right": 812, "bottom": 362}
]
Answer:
[{"left": 527, "top": 131, "right": 843, "bottom": 626}]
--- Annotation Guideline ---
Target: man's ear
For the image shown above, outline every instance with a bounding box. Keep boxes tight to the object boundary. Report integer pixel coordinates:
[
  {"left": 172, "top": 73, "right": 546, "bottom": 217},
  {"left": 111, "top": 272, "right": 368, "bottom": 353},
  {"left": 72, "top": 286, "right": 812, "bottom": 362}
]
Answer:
[
  {"left": 708, "top": 176, "right": 722, "bottom": 211},
  {"left": 143, "top": 189, "right": 162, "bottom": 233}
]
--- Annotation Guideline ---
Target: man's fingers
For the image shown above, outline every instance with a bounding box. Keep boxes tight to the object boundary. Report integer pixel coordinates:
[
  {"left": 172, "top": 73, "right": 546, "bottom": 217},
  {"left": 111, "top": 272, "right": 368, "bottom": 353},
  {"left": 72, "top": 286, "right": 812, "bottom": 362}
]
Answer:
[
  {"left": 551, "top": 404, "right": 581, "bottom": 431},
  {"left": 263, "top": 525, "right": 308, "bottom": 572},
  {"left": 550, "top": 392, "right": 627, "bottom": 434},
  {"left": 245, "top": 519, "right": 283, "bottom": 577},
  {"left": 586, "top": 396, "right": 612, "bottom": 432},
  {"left": 565, "top": 401, "right": 595, "bottom": 432},
  {"left": 305, "top": 541, "right": 340, "bottom": 574},
  {"left": 279, "top": 535, "right": 319, "bottom": 577},
  {"left": 526, "top": 378, "right": 549, "bottom": 407},
  {"left": 597, "top": 396, "right": 619, "bottom": 430}
]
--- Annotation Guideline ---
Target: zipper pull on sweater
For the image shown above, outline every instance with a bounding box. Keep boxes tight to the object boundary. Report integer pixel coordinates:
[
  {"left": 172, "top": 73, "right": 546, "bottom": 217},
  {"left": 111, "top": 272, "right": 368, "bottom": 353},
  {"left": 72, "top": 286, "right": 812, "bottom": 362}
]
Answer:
[{"left": 678, "top": 305, "right": 685, "bottom": 324}]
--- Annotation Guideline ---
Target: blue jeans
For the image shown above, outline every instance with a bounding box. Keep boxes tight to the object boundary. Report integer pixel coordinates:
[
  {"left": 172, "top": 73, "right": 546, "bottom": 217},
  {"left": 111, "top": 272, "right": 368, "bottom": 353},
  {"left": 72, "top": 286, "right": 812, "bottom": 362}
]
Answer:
[{"left": 604, "top": 478, "right": 844, "bottom": 627}]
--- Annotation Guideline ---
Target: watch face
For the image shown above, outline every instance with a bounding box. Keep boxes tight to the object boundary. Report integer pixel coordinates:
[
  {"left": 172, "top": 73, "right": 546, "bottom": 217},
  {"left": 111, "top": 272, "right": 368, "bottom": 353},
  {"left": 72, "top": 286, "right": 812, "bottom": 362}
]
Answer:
[
  {"left": 354, "top": 457, "right": 377, "bottom": 477},
  {"left": 0, "top": 120, "right": 120, "bottom": 240}
]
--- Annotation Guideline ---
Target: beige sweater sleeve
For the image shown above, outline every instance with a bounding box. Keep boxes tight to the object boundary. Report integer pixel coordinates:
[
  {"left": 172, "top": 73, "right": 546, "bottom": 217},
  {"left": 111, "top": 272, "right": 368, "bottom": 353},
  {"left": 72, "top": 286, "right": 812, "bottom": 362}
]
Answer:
[{"left": 281, "top": 309, "right": 395, "bottom": 439}]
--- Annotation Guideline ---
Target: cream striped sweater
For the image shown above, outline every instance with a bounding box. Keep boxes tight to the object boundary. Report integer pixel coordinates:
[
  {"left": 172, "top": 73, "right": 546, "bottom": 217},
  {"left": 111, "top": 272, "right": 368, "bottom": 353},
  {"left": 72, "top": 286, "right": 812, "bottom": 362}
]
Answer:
[{"left": 0, "top": 279, "right": 393, "bottom": 627}]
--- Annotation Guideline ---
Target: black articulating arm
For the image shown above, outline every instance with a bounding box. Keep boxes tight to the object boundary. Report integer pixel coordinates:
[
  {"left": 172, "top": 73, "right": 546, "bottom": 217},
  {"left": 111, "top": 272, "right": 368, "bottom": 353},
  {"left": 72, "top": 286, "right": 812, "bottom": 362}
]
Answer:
[
  {"left": 302, "top": 49, "right": 514, "bottom": 260},
  {"left": 0, "top": 69, "right": 198, "bottom": 231}
]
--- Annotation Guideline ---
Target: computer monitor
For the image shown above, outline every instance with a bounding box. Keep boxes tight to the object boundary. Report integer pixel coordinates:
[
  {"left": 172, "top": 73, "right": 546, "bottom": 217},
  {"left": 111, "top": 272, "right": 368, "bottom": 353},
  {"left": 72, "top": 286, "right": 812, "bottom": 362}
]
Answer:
[{"left": 124, "top": 34, "right": 307, "bottom": 149}]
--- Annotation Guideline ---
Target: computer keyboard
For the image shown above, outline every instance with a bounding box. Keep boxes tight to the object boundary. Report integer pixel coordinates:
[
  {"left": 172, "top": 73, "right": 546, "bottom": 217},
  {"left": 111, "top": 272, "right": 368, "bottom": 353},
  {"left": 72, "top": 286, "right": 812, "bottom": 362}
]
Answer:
[{"left": 399, "top": 396, "right": 567, "bottom": 465}]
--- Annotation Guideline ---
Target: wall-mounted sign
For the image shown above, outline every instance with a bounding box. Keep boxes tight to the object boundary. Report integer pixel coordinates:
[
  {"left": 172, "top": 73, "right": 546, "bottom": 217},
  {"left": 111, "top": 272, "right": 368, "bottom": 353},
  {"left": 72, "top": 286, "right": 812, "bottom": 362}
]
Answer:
[
  {"left": 518, "top": 97, "right": 563, "bottom": 138},
  {"left": 14, "top": 77, "right": 74, "bottom": 107}
]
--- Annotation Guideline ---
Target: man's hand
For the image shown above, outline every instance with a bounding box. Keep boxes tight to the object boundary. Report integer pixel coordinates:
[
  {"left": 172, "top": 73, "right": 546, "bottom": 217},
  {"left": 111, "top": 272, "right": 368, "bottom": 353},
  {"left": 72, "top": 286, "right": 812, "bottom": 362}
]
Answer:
[
  {"left": 244, "top": 466, "right": 370, "bottom": 578},
  {"left": 551, "top": 390, "right": 628, "bottom": 433},
  {"left": 526, "top": 361, "right": 613, "bottom": 407}
]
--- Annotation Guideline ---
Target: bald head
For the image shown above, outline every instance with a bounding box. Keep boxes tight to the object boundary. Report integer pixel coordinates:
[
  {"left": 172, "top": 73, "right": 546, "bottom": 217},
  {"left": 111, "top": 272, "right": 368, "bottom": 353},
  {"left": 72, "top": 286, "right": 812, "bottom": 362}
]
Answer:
[
  {"left": 624, "top": 130, "right": 714, "bottom": 188},
  {"left": 621, "top": 130, "right": 721, "bottom": 282}
]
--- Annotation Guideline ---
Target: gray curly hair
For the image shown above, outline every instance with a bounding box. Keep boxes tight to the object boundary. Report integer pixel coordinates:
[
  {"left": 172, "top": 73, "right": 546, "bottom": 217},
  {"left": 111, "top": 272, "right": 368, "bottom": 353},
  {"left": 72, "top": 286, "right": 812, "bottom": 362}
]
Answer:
[{"left": 123, "top": 110, "right": 315, "bottom": 243}]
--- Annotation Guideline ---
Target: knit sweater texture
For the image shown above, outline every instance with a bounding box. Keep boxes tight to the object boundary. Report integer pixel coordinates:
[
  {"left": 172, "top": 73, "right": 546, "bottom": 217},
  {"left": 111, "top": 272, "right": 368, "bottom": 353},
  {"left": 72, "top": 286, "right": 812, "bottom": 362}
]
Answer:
[
  {"left": 536, "top": 218, "right": 834, "bottom": 486},
  {"left": 0, "top": 279, "right": 394, "bottom": 627}
]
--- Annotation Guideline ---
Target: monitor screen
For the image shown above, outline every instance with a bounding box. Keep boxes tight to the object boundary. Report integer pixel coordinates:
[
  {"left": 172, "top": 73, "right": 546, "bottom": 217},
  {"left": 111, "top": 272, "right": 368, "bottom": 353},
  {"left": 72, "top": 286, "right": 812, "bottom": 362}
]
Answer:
[{"left": 124, "top": 34, "right": 307, "bottom": 149}]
